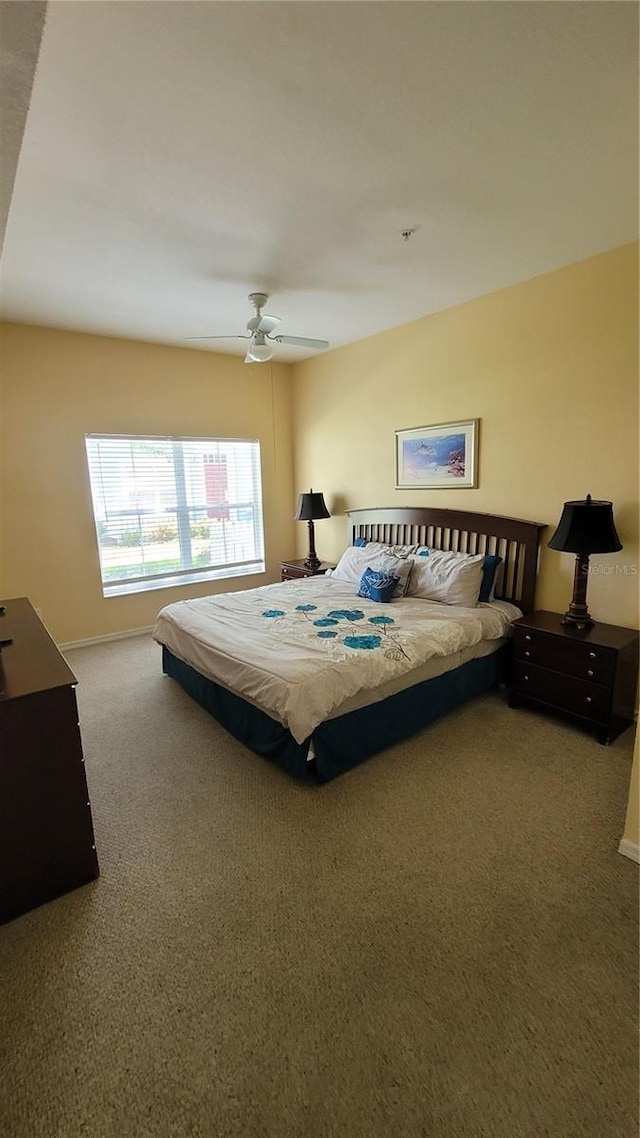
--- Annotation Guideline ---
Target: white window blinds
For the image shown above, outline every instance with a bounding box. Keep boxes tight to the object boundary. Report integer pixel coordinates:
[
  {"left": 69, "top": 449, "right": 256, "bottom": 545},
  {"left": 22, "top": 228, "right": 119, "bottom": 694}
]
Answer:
[{"left": 85, "top": 435, "right": 265, "bottom": 597}]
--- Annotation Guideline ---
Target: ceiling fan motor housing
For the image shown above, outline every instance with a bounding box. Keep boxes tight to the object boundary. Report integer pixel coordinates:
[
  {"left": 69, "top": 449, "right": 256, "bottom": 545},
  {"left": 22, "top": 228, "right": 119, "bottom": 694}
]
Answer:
[{"left": 247, "top": 292, "right": 274, "bottom": 333}]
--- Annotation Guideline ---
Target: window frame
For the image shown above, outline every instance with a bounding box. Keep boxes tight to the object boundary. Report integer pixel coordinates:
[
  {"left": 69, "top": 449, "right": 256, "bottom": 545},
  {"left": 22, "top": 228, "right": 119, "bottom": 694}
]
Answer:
[{"left": 85, "top": 433, "right": 266, "bottom": 598}]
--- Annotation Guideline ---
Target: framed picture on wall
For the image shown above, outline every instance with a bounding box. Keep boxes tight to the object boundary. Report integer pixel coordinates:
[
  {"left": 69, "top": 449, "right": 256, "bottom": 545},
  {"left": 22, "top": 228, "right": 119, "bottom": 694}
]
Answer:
[{"left": 395, "top": 419, "right": 479, "bottom": 489}]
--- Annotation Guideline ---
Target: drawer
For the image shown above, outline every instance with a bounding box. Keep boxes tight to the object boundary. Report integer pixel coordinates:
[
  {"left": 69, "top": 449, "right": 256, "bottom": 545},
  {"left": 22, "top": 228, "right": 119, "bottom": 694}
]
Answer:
[
  {"left": 511, "top": 661, "right": 611, "bottom": 722},
  {"left": 512, "top": 628, "right": 616, "bottom": 684},
  {"left": 281, "top": 568, "right": 306, "bottom": 581}
]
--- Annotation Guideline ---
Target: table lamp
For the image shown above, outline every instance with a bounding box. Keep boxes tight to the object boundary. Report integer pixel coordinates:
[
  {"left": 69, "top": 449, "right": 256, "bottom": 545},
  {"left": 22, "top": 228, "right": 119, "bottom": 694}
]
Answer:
[
  {"left": 548, "top": 494, "right": 622, "bottom": 629},
  {"left": 293, "top": 489, "right": 330, "bottom": 570}
]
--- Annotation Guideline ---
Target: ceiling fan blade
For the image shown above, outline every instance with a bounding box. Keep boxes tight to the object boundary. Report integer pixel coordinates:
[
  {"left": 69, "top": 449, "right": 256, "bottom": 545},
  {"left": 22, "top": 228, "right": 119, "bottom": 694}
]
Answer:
[
  {"left": 256, "top": 314, "right": 281, "bottom": 335},
  {"left": 186, "top": 335, "right": 251, "bottom": 342},
  {"left": 273, "top": 335, "right": 329, "bottom": 350}
]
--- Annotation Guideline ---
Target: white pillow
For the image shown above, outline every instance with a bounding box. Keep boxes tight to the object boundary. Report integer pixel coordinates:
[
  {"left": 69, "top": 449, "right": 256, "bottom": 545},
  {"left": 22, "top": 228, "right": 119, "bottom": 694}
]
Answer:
[
  {"left": 355, "top": 540, "right": 417, "bottom": 558},
  {"left": 332, "top": 545, "right": 413, "bottom": 597},
  {"left": 407, "top": 549, "right": 484, "bottom": 606}
]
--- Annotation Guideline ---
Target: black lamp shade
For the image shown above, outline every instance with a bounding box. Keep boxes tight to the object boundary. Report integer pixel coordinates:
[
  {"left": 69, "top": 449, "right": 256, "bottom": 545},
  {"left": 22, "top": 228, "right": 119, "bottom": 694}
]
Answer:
[
  {"left": 293, "top": 491, "right": 330, "bottom": 522},
  {"left": 548, "top": 496, "right": 622, "bottom": 555}
]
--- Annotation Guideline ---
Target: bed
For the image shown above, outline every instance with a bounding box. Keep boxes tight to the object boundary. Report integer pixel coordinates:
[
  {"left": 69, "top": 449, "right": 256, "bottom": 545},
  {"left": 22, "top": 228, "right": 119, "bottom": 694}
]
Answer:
[{"left": 153, "top": 507, "right": 545, "bottom": 782}]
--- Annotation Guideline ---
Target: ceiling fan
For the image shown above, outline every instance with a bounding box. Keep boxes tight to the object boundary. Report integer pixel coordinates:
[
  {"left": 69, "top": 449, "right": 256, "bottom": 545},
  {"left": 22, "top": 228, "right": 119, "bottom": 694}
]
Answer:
[{"left": 186, "top": 293, "right": 330, "bottom": 363}]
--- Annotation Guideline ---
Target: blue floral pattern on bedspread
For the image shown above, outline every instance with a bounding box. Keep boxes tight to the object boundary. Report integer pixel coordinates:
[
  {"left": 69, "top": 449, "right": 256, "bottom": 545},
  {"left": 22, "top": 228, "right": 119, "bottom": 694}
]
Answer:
[
  {"left": 344, "top": 635, "right": 381, "bottom": 650},
  {"left": 260, "top": 599, "right": 410, "bottom": 659}
]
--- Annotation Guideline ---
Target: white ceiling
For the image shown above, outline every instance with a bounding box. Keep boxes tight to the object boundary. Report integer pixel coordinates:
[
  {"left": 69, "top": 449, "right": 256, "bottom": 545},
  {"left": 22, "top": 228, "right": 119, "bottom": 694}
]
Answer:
[{"left": 0, "top": 1, "right": 637, "bottom": 362}]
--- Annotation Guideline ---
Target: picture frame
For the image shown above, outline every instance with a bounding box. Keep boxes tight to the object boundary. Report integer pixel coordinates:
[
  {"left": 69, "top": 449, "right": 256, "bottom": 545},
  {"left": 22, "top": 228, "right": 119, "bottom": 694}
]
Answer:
[{"left": 395, "top": 419, "right": 479, "bottom": 490}]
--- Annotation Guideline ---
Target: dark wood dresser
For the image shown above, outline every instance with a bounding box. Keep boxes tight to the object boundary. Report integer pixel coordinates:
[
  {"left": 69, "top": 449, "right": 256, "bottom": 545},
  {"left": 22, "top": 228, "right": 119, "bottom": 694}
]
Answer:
[
  {"left": 509, "top": 609, "right": 639, "bottom": 745},
  {"left": 281, "top": 559, "right": 334, "bottom": 581},
  {"left": 0, "top": 597, "right": 99, "bottom": 924}
]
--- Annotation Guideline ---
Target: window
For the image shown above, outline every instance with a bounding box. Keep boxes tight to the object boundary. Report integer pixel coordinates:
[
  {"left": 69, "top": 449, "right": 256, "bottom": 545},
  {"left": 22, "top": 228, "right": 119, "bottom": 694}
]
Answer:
[{"left": 85, "top": 434, "right": 265, "bottom": 597}]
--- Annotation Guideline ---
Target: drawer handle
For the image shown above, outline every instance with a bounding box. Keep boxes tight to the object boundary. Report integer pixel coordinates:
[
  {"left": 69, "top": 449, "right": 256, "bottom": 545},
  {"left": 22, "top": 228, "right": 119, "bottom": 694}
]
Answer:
[
  {"left": 525, "top": 634, "right": 531, "bottom": 641},
  {"left": 524, "top": 651, "right": 530, "bottom": 658},
  {"left": 589, "top": 651, "right": 596, "bottom": 659},
  {"left": 587, "top": 669, "right": 594, "bottom": 677},
  {"left": 523, "top": 674, "right": 529, "bottom": 681},
  {"left": 585, "top": 697, "right": 592, "bottom": 703}
]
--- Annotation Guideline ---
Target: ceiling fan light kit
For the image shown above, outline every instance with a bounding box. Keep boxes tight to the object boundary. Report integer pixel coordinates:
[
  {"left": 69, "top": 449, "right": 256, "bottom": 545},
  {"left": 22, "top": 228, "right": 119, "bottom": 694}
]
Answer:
[
  {"left": 186, "top": 293, "right": 330, "bottom": 363},
  {"left": 246, "top": 333, "right": 274, "bottom": 363}
]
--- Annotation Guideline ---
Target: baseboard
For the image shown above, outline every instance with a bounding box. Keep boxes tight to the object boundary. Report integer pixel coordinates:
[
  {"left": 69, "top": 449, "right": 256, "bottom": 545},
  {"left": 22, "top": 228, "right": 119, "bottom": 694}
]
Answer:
[
  {"left": 617, "top": 839, "right": 640, "bottom": 864},
  {"left": 59, "top": 625, "right": 155, "bottom": 651}
]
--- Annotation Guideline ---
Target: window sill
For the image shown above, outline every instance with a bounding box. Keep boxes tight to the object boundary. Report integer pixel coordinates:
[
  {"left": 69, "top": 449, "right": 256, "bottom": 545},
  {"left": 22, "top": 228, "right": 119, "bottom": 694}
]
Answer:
[{"left": 102, "top": 562, "right": 266, "bottom": 598}]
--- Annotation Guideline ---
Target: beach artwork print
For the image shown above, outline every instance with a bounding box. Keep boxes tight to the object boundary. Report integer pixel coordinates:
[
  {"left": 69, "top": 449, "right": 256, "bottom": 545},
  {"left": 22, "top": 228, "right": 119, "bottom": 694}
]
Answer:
[{"left": 395, "top": 419, "right": 479, "bottom": 489}]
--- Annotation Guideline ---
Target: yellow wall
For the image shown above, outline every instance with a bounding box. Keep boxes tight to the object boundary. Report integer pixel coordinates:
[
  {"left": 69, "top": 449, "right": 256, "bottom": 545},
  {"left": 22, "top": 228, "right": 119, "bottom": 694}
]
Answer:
[
  {"left": 0, "top": 324, "right": 295, "bottom": 642},
  {"left": 292, "top": 243, "right": 639, "bottom": 631},
  {"left": 1, "top": 244, "right": 637, "bottom": 644}
]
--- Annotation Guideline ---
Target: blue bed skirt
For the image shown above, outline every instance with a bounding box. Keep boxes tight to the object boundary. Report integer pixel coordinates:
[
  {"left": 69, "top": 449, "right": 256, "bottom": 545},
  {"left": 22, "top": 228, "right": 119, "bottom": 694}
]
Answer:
[{"left": 161, "top": 644, "right": 509, "bottom": 783}]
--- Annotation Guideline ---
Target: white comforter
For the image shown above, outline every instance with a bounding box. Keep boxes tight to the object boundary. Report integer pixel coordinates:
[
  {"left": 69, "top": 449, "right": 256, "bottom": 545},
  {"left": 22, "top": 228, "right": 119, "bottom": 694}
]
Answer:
[{"left": 153, "top": 577, "right": 519, "bottom": 743}]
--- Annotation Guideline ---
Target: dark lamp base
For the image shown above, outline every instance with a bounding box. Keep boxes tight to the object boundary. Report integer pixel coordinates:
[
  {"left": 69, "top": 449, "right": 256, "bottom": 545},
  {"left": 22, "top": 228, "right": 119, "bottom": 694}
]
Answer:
[
  {"left": 304, "top": 556, "right": 321, "bottom": 571},
  {"left": 560, "top": 612, "right": 594, "bottom": 631},
  {"left": 560, "top": 552, "right": 594, "bottom": 631}
]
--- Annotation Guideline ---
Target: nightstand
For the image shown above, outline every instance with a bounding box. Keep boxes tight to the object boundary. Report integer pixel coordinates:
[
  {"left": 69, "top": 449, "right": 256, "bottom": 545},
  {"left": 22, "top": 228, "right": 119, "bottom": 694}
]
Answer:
[
  {"left": 281, "top": 559, "right": 334, "bottom": 582},
  {"left": 508, "top": 610, "right": 639, "bottom": 745}
]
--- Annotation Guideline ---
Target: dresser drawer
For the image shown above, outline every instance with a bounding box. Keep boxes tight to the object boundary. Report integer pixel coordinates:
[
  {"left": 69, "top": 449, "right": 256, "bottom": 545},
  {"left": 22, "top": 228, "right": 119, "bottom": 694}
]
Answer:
[
  {"left": 281, "top": 567, "right": 306, "bottom": 581},
  {"left": 512, "top": 628, "right": 616, "bottom": 685},
  {"left": 281, "top": 560, "right": 333, "bottom": 581},
  {"left": 511, "top": 661, "right": 611, "bottom": 722}
]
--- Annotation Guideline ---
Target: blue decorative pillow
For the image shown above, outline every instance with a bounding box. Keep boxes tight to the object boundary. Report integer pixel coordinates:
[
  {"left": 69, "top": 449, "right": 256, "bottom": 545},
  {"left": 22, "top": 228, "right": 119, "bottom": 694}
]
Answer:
[
  {"left": 357, "top": 566, "right": 399, "bottom": 603},
  {"left": 479, "top": 554, "right": 502, "bottom": 603},
  {"left": 353, "top": 537, "right": 369, "bottom": 547}
]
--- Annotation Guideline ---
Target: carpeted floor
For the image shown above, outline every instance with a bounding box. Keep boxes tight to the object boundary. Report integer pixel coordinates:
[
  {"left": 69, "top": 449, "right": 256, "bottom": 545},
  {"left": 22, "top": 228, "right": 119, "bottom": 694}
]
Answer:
[{"left": 1, "top": 633, "right": 638, "bottom": 1138}]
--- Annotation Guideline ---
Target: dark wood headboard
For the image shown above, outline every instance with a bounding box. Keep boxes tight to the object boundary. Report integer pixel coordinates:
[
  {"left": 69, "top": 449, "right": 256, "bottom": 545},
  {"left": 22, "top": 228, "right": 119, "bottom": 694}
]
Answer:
[{"left": 346, "top": 507, "right": 546, "bottom": 614}]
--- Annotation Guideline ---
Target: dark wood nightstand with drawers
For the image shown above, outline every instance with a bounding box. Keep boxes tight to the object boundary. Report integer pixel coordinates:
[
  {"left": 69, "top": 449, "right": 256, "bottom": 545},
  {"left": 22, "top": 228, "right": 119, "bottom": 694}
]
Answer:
[
  {"left": 281, "top": 559, "right": 334, "bottom": 582},
  {"left": 508, "top": 610, "right": 639, "bottom": 745}
]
